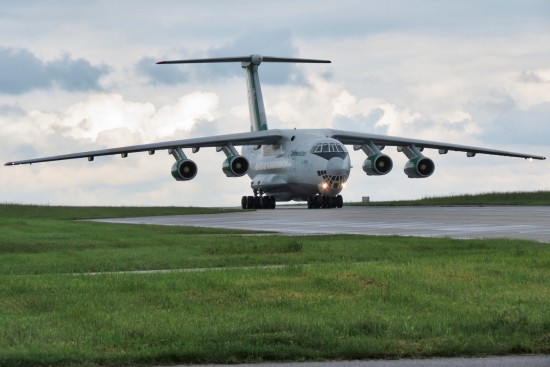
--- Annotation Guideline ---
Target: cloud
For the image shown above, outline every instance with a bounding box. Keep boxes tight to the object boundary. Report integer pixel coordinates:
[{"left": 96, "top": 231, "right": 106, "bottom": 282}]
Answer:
[
  {"left": 0, "top": 47, "right": 109, "bottom": 94},
  {"left": 137, "top": 28, "right": 313, "bottom": 86},
  {"left": 136, "top": 56, "right": 190, "bottom": 86},
  {"left": 1, "top": 91, "right": 222, "bottom": 170},
  {"left": 0, "top": 103, "right": 25, "bottom": 117},
  {"left": 479, "top": 102, "right": 550, "bottom": 146}
]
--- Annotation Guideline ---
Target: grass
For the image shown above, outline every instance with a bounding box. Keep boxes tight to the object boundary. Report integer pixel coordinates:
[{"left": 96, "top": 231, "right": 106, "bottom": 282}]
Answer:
[
  {"left": 0, "top": 204, "right": 549, "bottom": 366},
  {"left": 350, "top": 190, "right": 550, "bottom": 206}
]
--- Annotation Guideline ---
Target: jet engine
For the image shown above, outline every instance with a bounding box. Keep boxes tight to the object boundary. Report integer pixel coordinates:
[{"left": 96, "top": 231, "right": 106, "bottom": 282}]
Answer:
[
  {"left": 362, "top": 152, "right": 393, "bottom": 176},
  {"left": 222, "top": 155, "right": 249, "bottom": 177},
  {"left": 355, "top": 142, "right": 393, "bottom": 176},
  {"left": 404, "top": 156, "right": 435, "bottom": 178},
  {"left": 171, "top": 159, "right": 198, "bottom": 181},
  {"left": 399, "top": 144, "right": 435, "bottom": 178}
]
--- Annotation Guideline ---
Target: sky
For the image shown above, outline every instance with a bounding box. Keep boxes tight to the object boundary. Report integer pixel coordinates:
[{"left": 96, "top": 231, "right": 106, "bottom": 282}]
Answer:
[{"left": 1, "top": 0, "right": 549, "bottom": 207}]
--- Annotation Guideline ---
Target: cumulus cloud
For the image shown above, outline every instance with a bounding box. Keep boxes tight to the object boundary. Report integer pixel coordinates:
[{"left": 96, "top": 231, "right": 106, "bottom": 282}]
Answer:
[
  {"left": 0, "top": 47, "right": 109, "bottom": 94},
  {"left": 1, "top": 91, "right": 227, "bottom": 205},
  {"left": 2, "top": 92, "right": 219, "bottom": 147}
]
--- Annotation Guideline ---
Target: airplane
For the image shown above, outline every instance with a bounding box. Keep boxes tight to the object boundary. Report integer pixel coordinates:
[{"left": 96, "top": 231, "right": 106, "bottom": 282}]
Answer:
[{"left": 5, "top": 54, "right": 546, "bottom": 209}]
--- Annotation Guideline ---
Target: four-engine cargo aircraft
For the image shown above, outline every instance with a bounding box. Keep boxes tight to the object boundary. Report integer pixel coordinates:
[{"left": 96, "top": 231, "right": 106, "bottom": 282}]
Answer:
[{"left": 5, "top": 55, "right": 546, "bottom": 209}]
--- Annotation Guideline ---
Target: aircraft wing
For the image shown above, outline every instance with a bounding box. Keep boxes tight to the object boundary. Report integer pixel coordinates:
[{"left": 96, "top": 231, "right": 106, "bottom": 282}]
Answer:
[
  {"left": 329, "top": 129, "right": 546, "bottom": 160},
  {"left": 4, "top": 130, "right": 284, "bottom": 166}
]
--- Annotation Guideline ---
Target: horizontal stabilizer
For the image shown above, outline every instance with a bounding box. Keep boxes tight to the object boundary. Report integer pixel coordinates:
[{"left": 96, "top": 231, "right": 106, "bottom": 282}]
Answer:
[{"left": 157, "top": 54, "right": 331, "bottom": 65}]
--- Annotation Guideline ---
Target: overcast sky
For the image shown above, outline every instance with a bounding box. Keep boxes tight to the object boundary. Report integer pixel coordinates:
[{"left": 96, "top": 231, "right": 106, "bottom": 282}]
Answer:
[{"left": 1, "top": 0, "right": 549, "bottom": 206}]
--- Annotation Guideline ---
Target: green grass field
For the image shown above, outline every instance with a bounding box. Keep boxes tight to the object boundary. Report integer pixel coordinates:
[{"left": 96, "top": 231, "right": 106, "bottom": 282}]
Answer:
[
  {"left": 0, "top": 203, "right": 549, "bottom": 366},
  {"left": 351, "top": 190, "right": 550, "bottom": 206}
]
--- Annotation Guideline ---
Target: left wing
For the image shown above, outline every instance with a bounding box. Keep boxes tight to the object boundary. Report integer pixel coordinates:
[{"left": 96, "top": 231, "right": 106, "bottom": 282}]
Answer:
[
  {"left": 4, "top": 130, "right": 284, "bottom": 166},
  {"left": 329, "top": 129, "right": 546, "bottom": 160}
]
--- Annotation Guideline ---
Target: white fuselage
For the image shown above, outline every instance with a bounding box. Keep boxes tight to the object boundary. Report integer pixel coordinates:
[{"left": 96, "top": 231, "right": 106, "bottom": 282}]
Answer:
[{"left": 242, "top": 129, "right": 351, "bottom": 202}]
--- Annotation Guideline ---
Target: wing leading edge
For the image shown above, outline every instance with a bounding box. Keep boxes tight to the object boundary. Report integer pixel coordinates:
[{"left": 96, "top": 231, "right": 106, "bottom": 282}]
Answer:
[
  {"left": 4, "top": 130, "right": 284, "bottom": 166},
  {"left": 329, "top": 130, "right": 546, "bottom": 160}
]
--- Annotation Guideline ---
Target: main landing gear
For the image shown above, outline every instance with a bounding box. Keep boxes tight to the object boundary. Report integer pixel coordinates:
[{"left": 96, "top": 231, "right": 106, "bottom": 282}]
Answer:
[
  {"left": 241, "top": 194, "right": 276, "bottom": 209},
  {"left": 307, "top": 194, "right": 343, "bottom": 209}
]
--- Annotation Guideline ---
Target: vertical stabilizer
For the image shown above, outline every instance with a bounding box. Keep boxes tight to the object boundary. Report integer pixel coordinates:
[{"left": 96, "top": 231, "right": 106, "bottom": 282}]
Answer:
[{"left": 242, "top": 55, "right": 268, "bottom": 131}]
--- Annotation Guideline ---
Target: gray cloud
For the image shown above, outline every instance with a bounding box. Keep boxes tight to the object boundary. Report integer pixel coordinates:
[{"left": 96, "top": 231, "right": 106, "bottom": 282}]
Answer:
[
  {"left": 136, "top": 56, "right": 190, "bottom": 85},
  {"left": 479, "top": 102, "right": 550, "bottom": 147},
  {"left": 0, "top": 47, "right": 109, "bottom": 94},
  {"left": 333, "top": 107, "right": 386, "bottom": 133},
  {"left": 138, "top": 28, "right": 313, "bottom": 86},
  {"left": 0, "top": 103, "right": 25, "bottom": 117}
]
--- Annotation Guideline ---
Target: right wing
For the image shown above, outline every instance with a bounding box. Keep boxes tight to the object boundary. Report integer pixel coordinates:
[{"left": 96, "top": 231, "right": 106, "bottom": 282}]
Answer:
[
  {"left": 5, "top": 130, "right": 284, "bottom": 166},
  {"left": 329, "top": 129, "right": 546, "bottom": 160}
]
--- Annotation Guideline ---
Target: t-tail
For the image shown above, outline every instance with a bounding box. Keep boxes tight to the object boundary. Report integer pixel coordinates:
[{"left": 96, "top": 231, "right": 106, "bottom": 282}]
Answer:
[{"left": 158, "top": 55, "right": 330, "bottom": 132}]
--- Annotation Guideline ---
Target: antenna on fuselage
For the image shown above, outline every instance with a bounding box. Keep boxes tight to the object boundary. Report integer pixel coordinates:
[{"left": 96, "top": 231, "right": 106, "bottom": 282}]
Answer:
[{"left": 157, "top": 55, "right": 330, "bottom": 132}]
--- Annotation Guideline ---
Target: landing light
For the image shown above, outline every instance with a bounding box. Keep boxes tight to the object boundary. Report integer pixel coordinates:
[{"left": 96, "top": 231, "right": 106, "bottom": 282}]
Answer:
[{"left": 322, "top": 182, "right": 328, "bottom": 189}]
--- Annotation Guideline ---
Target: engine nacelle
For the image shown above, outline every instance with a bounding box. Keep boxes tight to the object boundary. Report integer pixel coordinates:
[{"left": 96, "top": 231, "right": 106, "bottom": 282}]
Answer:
[
  {"left": 171, "top": 159, "right": 198, "bottom": 181},
  {"left": 362, "top": 153, "right": 393, "bottom": 176},
  {"left": 404, "top": 156, "right": 435, "bottom": 178},
  {"left": 222, "top": 155, "right": 249, "bottom": 177}
]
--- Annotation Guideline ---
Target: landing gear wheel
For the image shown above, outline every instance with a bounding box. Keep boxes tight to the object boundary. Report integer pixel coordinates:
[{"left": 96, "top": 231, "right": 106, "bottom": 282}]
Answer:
[
  {"left": 314, "top": 195, "right": 321, "bottom": 209},
  {"left": 261, "top": 196, "right": 270, "bottom": 209},
  {"left": 242, "top": 194, "right": 276, "bottom": 209},
  {"left": 247, "top": 196, "right": 254, "bottom": 209},
  {"left": 336, "top": 195, "right": 343, "bottom": 208}
]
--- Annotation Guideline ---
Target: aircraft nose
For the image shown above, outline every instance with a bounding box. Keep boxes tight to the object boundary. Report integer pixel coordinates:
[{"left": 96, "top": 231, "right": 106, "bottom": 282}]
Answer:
[
  {"left": 326, "top": 157, "right": 349, "bottom": 177},
  {"left": 318, "top": 156, "right": 350, "bottom": 193}
]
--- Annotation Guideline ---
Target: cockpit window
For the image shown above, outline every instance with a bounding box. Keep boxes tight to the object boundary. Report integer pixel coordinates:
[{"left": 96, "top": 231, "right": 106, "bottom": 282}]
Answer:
[
  {"left": 311, "top": 142, "right": 347, "bottom": 154},
  {"left": 310, "top": 142, "right": 348, "bottom": 161}
]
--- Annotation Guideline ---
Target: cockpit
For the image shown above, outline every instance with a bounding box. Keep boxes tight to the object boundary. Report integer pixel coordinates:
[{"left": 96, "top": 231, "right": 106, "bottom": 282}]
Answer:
[
  {"left": 310, "top": 142, "right": 348, "bottom": 160},
  {"left": 311, "top": 142, "right": 346, "bottom": 154}
]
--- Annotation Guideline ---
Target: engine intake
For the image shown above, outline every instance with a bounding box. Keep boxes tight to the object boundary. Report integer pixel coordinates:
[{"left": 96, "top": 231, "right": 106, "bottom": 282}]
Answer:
[
  {"left": 171, "top": 159, "right": 198, "bottom": 181},
  {"left": 404, "top": 156, "right": 435, "bottom": 178},
  {"left": 222, "top": 155, "right": 249, "bottom": 177},
  {"left": 362, "top": 153, "right": 393, "bottom": 176}
]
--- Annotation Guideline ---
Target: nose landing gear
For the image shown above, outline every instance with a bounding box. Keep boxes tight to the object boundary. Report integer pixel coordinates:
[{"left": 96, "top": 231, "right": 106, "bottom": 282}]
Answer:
[{"left": 307, "top": 194, "right": 343, "bottom": 209}]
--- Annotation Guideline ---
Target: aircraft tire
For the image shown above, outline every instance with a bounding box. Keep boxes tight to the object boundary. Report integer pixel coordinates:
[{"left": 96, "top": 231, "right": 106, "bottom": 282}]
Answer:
[
  {"left": 261, "top": 196, "right": 269, "bottom": 209},
  {"left": 336, "top": 195, "right": 343, "bottom": 208},
  {"left": 247, "top": 196, "right": 254, "bottom": 209},
  {"left": 270, "top": 196, "right": 276, "bottom": 209},
  {"left": 314, "top": 195, "right": 321, "bottom": 209},
  {"left": 307, "top": 197, "right": 313, "bottom": 209},
  {"left": 321, "top": 195, "right": 328, "bottom": 208},
  {"left": 241, "top": 196, "right": 247, "bottom": 209}
]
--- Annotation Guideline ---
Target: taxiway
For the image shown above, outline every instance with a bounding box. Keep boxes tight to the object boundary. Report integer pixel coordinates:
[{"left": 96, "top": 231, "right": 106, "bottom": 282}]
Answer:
[{"left": 94, "top": 205, "right": 550, "bottom": 242}]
